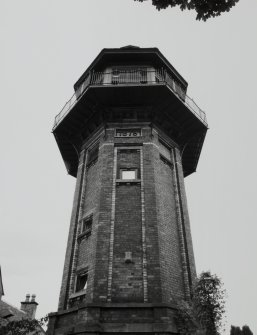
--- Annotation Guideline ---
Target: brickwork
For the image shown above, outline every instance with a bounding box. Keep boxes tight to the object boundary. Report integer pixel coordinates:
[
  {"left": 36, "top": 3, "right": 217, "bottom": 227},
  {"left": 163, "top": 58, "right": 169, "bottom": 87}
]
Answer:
[
  {"left": 51, "top": 124, "right": 198, "bottom": 333},
  {"left": 171, "top": 147, "right": 195, "bottom": 299},
  {"left": 67, "top": 149, "right": 89, "bottom": 303},
  {"left": 57, "top": 125, "right": 197, "bottom": 308},
  {"left": 93, "top": 142, "right": 115, "bottom": 302},
  {"left": 112, "top": 183, "right": 143, "bottom": 302},
  {"left": 154, "top": 138, "right": 186, "bottom": 303},
  {"left": 100, "top": 306, "right": 153, "bottom": 322},
  {"left": 82, "top": 160, "right": 101, "bottom": 215},
  {"left": 58, "top": 149, "right": 86, "bottom": 310},
  {"left": 48, "top": 303, "right": 179, "bottom": 335},
  {"left": 140, "top": 147, "right": 148, "bottom": 302},
  {"left": 111, "top": 148, "right": 143, "bottom": 302},
  {"left": 76, "top": 157, "right": 102, "bottom": 291},
  {"left": 173, "top": 148, "right": 197, "bottom": 289},
  {"left": 143, "top": 142, "right": 162, "bottom": 303}
]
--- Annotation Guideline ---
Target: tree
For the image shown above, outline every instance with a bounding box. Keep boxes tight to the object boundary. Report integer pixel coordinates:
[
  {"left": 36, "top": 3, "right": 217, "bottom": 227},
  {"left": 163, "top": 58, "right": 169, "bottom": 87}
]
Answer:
[
  {"left": 0, "top": 316, "right": 48, "bottom": 335},
  {"left": 175, "top": 299, "right": 199, "bottom": 334},
  {"left": 242, "top": 325, "right": 253, "bottom": 335},
  {"left": 230, "top": 325, "right": 254, "bottom": 335},
  {"left": 175, "top": 271, "right": 226, "bottom": 335},
  {"left": 230, "top": 325, "right": 242, "bottom": 335},
  {"left": 134, "top": 0, "right": 240, "bottom": 21},
  {"left": 193, "top": 271, "right": 226, "bottom": 335}
]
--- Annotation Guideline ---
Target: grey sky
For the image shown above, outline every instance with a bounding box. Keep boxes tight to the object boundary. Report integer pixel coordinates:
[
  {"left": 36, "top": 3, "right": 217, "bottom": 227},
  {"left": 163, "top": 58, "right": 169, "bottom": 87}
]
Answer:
[{"left": 1, "top": 0, "right": 256, "bottom": 332}]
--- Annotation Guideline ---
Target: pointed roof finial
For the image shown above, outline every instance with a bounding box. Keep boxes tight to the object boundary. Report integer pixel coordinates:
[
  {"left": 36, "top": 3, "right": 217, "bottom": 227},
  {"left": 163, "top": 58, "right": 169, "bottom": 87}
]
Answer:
[{"left": 120, "top": 45, "right": 140, "bottom": 49}]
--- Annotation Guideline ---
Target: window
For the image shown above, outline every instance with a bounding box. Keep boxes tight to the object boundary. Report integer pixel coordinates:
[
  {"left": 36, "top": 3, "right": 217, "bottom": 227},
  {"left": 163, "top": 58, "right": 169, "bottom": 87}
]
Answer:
[
  {"left": 138, "top": 69, "right": 147, "bottom": 84},
  {"left": 87, "top": 144, "right": 99, "bottom": 167},
  {"left": 121, "top": 169, "right": 137, "bottom": 180},
  {"left": 111, "top": 67, "right": 148, "bottom": 85},
  {"left": 76, "top": 272, "right": 88, "bottom": 292},
  {"left": 112, "top": 70, "right": 120, "bottom": 84},
  {"left": 155, "top": 70, "right": 163, "bottom": 83},
  {"left": 81, "top": 215, "right": 93, "bottom": 237},
  {"left": 160, "top": 154, "right": 173, "bottom": 169}
]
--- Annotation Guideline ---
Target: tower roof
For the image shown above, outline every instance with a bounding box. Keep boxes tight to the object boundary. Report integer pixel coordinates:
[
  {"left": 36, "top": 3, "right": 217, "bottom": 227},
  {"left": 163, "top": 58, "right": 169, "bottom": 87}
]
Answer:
[{"left": 53, "top": 46, "right": 207, "bottom": 177}]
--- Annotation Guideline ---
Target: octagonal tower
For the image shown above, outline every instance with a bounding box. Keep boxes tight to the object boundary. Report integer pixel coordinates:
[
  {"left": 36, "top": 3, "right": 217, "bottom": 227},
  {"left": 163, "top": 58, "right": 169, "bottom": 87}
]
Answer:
[{"left": 47, "top": 46, "right": 208, "bottom": 335}]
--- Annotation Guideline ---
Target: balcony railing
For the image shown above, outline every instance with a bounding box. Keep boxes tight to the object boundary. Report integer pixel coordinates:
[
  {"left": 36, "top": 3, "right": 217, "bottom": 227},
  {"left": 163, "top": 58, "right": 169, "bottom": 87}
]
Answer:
[{"left": 53, "top": 69, "right": 207, "bottom": 129}]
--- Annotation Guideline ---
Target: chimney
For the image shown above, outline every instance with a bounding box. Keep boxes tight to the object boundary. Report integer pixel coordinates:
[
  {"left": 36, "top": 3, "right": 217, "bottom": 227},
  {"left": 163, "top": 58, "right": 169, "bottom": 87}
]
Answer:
[{"left": 20, "top": 293, "right": 38, "bottom": 319}]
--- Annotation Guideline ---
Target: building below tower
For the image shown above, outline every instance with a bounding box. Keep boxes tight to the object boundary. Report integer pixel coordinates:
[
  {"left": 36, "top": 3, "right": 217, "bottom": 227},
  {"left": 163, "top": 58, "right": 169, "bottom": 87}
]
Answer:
[{"left": 0, "top": 266, "right": 45, "bottom": 334}]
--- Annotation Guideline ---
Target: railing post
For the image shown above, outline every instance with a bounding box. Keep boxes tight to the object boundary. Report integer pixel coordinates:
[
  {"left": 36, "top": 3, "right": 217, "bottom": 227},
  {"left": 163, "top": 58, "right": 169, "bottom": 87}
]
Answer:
[
  {"left": 88, "top": 72, "right": 91, "bottom": 86},
  {"left": 91, "top": 70, "right": 94, "bottom": 85},
  {"left": 162, "top": 68, "right": 164, "bottom": 82}
]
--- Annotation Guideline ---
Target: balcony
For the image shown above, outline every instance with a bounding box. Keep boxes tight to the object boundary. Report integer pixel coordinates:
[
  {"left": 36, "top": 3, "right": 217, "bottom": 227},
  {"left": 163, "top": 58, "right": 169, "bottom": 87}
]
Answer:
[{"left": 53, "top": 68, "right": 207, "bottom": 130}]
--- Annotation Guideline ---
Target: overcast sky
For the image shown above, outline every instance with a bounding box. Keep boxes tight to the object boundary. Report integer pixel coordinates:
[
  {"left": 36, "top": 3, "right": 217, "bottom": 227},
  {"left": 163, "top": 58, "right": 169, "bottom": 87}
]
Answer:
[{"left": 1, "top": 0, "right": 257, "bottom": 333}]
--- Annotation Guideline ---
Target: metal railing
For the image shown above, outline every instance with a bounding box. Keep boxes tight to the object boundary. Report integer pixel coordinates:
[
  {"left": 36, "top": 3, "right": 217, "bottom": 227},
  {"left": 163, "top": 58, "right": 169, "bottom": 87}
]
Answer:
[{"left": 53, "top": 69, "right": 207, "bottom": 129}]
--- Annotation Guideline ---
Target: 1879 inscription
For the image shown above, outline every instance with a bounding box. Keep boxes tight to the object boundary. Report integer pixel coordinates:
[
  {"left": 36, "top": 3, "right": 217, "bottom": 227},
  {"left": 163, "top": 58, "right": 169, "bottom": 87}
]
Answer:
[{"left": 116, "top": 128, "right": 141, "bottom": 137}]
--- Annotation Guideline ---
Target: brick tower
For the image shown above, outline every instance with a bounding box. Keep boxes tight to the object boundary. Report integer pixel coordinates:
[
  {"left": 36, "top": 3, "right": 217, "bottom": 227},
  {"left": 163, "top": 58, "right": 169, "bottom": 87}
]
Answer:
[{"left": 47, "top": 46, "right": 208, "bottom": 335}]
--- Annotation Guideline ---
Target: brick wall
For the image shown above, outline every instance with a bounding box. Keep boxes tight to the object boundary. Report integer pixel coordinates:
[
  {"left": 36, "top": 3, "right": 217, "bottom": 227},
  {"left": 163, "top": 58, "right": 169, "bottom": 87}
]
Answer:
[
  {"left": 57, "top": 124, "right": 196, "bottom": 311},
  {"left": 92, "top": 142, "right": 114, "bottom": 302},
  {"left": 57, "top": 150, "right": 87, "bottom": 310},
  {"left": 154, "top": 139, "right": 185, "bottom": 302},
  {"left": 112, "top": 183, "right": 143, "bottom": 302},
  {"left": 112, "top": 147, "right": 143, "bottom": 302},
  {"left": 143, "top": 142, "right": 162, "bottom": 303},
  {"left": 173, "top": 147, "right": 197, "bottom": 291},
  {"left": 68, "top": 155, "right": 100, "bottom": 303}
]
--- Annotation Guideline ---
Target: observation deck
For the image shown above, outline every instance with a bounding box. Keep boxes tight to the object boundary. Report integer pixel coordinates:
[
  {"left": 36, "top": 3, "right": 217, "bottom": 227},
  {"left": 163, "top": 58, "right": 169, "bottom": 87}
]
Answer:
[
  {"left": 53, "top": 47, "right": 208, "bottom": 177},
  {"left": 53, "top": 68, "right": 207, "bottom": 130}
]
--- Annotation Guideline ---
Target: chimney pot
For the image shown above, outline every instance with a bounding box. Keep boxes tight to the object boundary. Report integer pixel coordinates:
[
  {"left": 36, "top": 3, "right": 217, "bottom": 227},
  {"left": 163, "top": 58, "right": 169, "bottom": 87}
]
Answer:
[{"left": 21, "top": 293, "right": 38, "bottom": 319}]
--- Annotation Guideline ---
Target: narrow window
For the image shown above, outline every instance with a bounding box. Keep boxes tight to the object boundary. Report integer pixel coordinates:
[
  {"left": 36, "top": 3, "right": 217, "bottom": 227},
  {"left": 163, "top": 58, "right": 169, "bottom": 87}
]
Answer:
[
  {"left": 121, "top": 169, "right": 137, "bottom": 180},
  {"left": 87, "top": 144, "right": 99, "bottom": 167},
  {"left": 139, "top": 69, "right": 147, "bottom": 84},
  {"left": 76, "top": 272, "right": 88, "bottom": 292},
  {"left": 160, "top": 154, "right": 173, "bottom": 169},
  {"left": 112, "top": 70, "right": 120, "bottom": 84},
  {"left": 81, "top": 215, "right": 93, "bottom": 237}
]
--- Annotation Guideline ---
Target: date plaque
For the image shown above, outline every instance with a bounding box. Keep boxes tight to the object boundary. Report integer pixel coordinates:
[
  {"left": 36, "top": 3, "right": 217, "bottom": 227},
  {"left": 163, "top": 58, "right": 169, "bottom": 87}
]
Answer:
[{"left": 115, "top": 128, "right": 141, "bottom": 137}]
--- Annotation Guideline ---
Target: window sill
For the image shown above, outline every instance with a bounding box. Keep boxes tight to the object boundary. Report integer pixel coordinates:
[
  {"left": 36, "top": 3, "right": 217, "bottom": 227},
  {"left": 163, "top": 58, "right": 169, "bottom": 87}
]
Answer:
[
  {"left": 116, "top": 179, "right": 141, "bottom": 186},
  {"left": 77, "top": 230, "right": 91, "bottom": 240},
  {"left": 86, "top": 158, "right": 98, "bottom": 169},
  {"left": 69, "top": 290, "right": 86, "bottom": 299}
]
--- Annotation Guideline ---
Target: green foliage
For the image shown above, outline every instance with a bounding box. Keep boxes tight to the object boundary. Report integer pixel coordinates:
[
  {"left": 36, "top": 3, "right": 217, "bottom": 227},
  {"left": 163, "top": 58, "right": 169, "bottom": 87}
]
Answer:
[
  {"left": 0, "top": 316, "right": 48, "bottom": 335},
  {"left": 134, "top": 0, "right": 240, "bottom": 21},
  {"left": 175, "top": 271, "right": 226, "bottom": 335}
]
